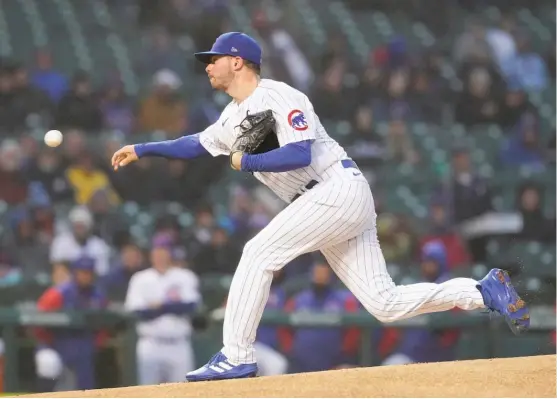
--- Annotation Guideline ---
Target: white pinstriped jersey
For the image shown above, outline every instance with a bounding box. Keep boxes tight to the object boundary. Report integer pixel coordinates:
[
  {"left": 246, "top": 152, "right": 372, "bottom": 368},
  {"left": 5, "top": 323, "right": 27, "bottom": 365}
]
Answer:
[{"left": 199, "top": 79, "right": 349, "bottom": 202}]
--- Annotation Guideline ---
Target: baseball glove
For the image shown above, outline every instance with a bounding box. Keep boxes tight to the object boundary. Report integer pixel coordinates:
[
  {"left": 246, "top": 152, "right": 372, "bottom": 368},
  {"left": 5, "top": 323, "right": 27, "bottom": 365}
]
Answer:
[{"left": 230, "top": 110, "right": 277, "bottom": 164}]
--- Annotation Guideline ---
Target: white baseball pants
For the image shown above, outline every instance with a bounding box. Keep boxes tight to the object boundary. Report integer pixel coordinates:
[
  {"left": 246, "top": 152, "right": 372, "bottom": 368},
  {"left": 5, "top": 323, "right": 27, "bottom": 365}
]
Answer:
[
  {"left": 222, "top": 163, "right": 486, "bottom": 364},
  {"left": 137, "top": 337, "right": 195, "bottom": 384}
]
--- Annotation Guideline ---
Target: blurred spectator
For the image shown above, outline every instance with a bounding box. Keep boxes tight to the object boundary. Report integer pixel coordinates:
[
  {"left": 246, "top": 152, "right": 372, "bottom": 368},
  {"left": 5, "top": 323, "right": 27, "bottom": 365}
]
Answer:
[
  {"left": 253, "top": 9, "right": 313, "bottom": 92},
  {"left": 102, "top": 243, "right": 145, "bottom": 301},
  {"left": 254, "top": 269, "right": 289, "bottom": 376},
  {"left": 345, "top": 106, "right": 384, "bottom": 167},
  {"left": 109, "top": 157, "right": 163, "bottom": 205},
  {"left": 505, "top": 32, "right": 549, "bottom": 92},
  {"left": 311, "top": 54, "right": 353, "bottom": 121},
  {"left": 30, "top": 49, "right": 69, "bottom": 103},
  {"left": 387, "top": 36, "right": 410, "bottom": 70},
  {"left": 455, "top": 66, "right": 502, "bottom": 126},
  {"left": 99, "top": 79, "right": 135, "bottom": 135},
  {"left": 0, "top": 250, "right": 22, "bottom": 286},
  {"left": 374, "top": 68, "right": 413, "bottom": 121},
  {"left": 190, "top": 227, "right": 240, "bottom": 275},
  {"left": 225, "top": 186, "right": 256, "bottom": 245},
  {"left": 500, "top": 112, "right": 545, "bottom": 169},
  {"left": 160, "top": 159, "right": 197, "bottom": 205},
  {"left": 0, "top": 66, "right": 18, "bottom": 133},
  {"left": 137, "top": 27, "right": 188, "bottom": 80},
  {"left": 6, "top": 200, "right": 52, "bottom": 280},
  {"left": 316, "top": 34, "right": 348, "bottom": 76},
  {"left": 440, "top": 146, "right": 493, "bottom": 224},
  {"left": 88, "top": 188, "right": 130, "bottom": 248},
  {"left": 436, "top": 146, "right": 493, "bottom": 261},
  {"left": 66, "top": 152, "right": 120, "bottom": 206},
  {"left": 55, "top": 71, "right": 103, "bottom": 132},
  {"left": 356, "top": 47, "right": 388, "bottom": 103},
  {"left": 124, "top": 239, "right": 201, "bottom": 385},
  {"left": 19, "top": 134, "right": 41, "bottom": 169},
  {"left": 382, "top": 241, "right": 460, "bottom": 365},
  {"left": 498, "top": 78, "right": 533, "bottom": 128},
  {"left": 453, "top": 19, "right": 494, "bottom": 66},
  {"left": 376, "top": 213, "right": 416, "bottom": 264},
  {"left": 34, "top": 256, "right": 107, "bottom": 391},
  {"left": 419, "top": 199, "right": 471, "bottom": 269},
  {"left": 51, "top": 261, "right": 71, "bottom": 286},
  {"left": 25, "top": 148, "right": 74, "bottom": 203},
  {"left": 50, "top": 206, "right": 111, "bottom": 276},
  {"left": 10, "top": 62, "right": 54, "bottom": 129},
  {"left": 282, "top": 262, "right": 360, "bottom": 373},
  {"left": 385, "top": 119, "right": 418, "bottom": 165},
  {"left": 485, "top": 16, "right": 517, "bottom": 73},
  {"left": 0, "top": 140, "right": 28, "bottom": 205},
  {"left": 60, "top": 129, "right": 88, "bottom": 166},
  {"left": 186, "top": 205, "right": 216, "bottom": 255},
  {"left": 409, "top": 66, "right": 443, "bottom": 123},
  {"left": 515, "top": 181, "right": 555, "bottom": 243},
  {"left": 137, "top": 69, "right": 188, "bottom": 136}
]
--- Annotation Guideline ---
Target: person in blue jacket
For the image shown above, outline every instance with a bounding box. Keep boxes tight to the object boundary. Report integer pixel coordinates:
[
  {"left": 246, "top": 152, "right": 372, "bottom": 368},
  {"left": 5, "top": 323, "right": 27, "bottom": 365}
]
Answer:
[
  {"left": 383, "top": 241, "right": 462, "bottom": 365},
  {"left": 282, "top": 262, "right": 360, "bottom": 373},
  {"left": 34, "top": 256, "right": 107, "bottom": 391}
]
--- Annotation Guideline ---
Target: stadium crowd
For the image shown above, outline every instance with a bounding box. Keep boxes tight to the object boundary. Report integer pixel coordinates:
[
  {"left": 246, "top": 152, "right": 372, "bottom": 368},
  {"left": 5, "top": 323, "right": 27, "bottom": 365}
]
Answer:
[{"left": 0, "top": 0, "right": 554, "bottom": 391}]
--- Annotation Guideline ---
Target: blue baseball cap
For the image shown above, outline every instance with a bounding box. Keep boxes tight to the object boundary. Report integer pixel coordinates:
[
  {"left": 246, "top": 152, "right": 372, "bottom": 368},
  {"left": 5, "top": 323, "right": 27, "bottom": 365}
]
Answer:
[
  {"left": 194, "top": 32, "right": 262, "bottom": 66},
  {"left": 71, "top": 256, "right": 96, "bottom": 272}
]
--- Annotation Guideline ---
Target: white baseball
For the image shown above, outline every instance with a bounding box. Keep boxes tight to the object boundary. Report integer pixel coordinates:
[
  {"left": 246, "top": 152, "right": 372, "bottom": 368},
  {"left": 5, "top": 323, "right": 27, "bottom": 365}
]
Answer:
[{"left": 44, "top": 130, "right": 63, "bottom": 147}]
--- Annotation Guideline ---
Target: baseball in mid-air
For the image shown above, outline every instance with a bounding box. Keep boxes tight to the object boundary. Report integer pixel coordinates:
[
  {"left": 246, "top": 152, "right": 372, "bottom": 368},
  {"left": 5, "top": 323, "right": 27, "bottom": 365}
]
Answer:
[{"left": 44, "top": 130, "right": 63, "bottom": 147}]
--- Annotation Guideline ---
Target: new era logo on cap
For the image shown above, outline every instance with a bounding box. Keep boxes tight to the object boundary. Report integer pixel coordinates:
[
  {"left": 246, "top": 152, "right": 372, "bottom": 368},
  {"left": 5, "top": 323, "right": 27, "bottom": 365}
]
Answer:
[{"left": 194, "top": 32, "right": 262, "bottom": 66}]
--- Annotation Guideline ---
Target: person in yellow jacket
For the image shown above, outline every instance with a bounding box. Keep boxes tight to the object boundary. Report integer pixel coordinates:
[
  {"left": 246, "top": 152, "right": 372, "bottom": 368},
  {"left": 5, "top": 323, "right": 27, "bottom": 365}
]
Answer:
[
  {"left": 66, "top": 153, "right": 120, "bottom": 205},
  {"left": 137, "top": 69, "right": 188, "bottom": 137}
]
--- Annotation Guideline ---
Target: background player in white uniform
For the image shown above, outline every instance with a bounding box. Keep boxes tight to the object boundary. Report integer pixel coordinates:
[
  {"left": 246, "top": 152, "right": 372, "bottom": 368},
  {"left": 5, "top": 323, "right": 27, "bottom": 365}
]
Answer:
[
  {"left": 112, "top": 32, "right": 530, "bottom": 382},
  {"left": 125, "top": 241, "right": 201, "bottom": 384}
]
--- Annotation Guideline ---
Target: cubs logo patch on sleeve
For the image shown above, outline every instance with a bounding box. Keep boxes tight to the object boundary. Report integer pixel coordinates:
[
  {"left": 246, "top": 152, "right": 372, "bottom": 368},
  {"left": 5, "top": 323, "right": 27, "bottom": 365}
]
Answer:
[{"left": 287, "top": 109, "right": 308, "bottom": 131}]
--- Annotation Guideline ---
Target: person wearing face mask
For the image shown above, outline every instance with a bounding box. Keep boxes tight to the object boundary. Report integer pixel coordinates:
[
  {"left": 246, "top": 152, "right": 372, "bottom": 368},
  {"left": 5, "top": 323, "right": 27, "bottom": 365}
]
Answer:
[
  {"left": 55, "top": 71, "right": 103, "bottom": 132},
  {"left": 50, "top": 206, "right": 111, "bottom": 276},
  {"left": 25, "top": 148, "right": 74, "bottom": 202},
  {"left": 281, "top": 262, "right": 361, "bottom": 373}
]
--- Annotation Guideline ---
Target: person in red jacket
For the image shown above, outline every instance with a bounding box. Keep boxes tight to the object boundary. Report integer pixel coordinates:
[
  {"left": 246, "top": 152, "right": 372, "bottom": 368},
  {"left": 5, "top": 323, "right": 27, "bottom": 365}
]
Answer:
[{"left": 34, "top": 256, "right": 107, "bottom": 392}]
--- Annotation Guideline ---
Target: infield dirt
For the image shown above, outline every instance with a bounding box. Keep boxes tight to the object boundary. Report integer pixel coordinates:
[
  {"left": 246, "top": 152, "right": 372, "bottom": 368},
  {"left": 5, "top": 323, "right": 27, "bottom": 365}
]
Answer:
[{"left": 16, "top": 354, "right": 556, "bottom": 398}]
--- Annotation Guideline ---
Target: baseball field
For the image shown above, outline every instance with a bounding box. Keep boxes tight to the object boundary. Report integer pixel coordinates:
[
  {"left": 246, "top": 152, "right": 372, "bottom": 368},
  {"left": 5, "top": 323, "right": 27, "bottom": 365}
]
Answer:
[{"left": 16, "top": 355, "right": 556, "bottom": 398}]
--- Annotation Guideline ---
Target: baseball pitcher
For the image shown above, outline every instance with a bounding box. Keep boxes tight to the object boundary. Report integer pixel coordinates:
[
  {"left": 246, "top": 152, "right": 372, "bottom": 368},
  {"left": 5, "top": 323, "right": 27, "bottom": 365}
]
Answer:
[{"left": 111, "top": 32, "right": 530, "bottom": 382}]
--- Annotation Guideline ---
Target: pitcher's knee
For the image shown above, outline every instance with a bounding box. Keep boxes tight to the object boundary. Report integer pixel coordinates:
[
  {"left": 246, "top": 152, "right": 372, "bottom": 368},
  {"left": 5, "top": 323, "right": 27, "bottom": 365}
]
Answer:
[
  {"left": 241, "top": 238, "right": 276, "bottom": 271},
  {"left": 362, "top": 295, "right": 401, "bottom": 323}
]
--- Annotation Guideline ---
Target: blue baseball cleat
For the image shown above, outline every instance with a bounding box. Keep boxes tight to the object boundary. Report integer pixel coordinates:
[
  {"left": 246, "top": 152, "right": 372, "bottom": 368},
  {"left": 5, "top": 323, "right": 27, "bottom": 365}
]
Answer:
[
  {"left": 185, "top": 352, "right": 258, "bottom": 382},
  {"left": 477, "top": 268, "right": 530, "bottom": 335}
]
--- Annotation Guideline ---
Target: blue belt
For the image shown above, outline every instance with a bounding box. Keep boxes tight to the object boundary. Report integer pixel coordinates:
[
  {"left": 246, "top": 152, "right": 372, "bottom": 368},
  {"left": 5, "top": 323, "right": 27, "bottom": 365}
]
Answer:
[{"left": 291, "top": 159, "right": 359, "bottom": 203}]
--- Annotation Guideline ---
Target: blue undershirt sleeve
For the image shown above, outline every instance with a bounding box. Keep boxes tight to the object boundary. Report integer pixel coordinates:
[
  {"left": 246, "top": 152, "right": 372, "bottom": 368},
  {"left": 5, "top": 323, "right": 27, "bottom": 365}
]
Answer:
[
  {"left": 134, "top": 133, "right": 209, "bottom": 159},
  {"left": 241, "top": 140, "right": 313, "bottom": 173}
]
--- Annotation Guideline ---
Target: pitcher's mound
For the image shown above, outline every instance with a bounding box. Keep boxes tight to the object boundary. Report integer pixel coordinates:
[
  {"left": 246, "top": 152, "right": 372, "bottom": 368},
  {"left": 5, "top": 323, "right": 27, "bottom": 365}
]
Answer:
[{"left": 18, "top": 354, "right": 556, "bottom": 398}]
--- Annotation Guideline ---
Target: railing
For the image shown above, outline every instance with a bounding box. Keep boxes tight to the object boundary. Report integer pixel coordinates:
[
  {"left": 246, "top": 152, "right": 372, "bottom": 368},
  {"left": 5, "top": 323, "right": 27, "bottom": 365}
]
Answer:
[{"left": 1, "top": 305, "right": 554, "bottom": 391}]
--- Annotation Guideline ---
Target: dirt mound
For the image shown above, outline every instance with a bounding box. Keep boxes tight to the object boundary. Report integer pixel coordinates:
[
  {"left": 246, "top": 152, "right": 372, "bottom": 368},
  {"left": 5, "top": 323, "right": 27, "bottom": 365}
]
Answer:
[{"left": 17, "top": 355, "right": 556, "bottom": 398}]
